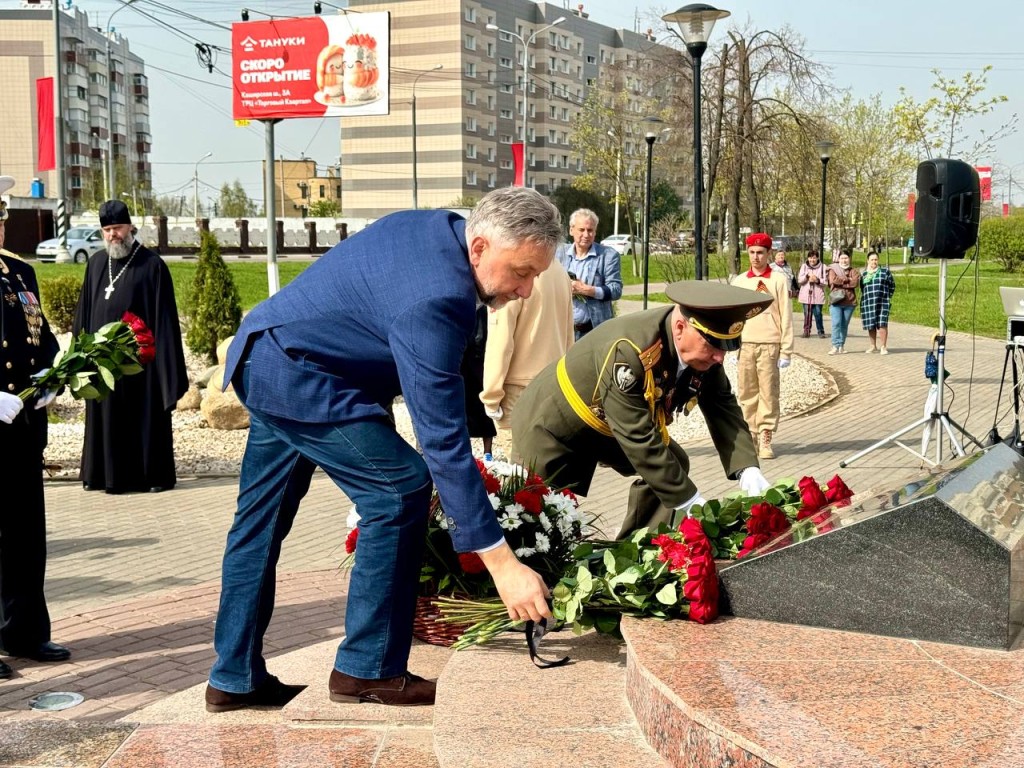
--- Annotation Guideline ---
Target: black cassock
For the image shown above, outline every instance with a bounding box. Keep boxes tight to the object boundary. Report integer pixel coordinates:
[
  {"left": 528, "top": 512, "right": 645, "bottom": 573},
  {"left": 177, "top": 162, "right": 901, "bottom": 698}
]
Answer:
[{"left": 72, "top": 245, "right": 187, "bottom": 493}]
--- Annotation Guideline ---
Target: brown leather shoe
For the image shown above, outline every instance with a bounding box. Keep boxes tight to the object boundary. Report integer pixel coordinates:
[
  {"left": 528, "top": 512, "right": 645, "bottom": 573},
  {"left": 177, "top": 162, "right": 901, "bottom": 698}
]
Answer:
[
  {"left": 329, "top": 669, "right": 436, "bottom": 706},
  {"left": 205, "top": 675, "right": 306, "bottom": 713}
]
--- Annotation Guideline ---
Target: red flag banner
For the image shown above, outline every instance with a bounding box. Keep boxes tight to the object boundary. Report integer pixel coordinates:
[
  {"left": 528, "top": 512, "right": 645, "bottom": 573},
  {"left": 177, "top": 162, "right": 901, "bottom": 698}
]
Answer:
[
  {"left": 37, "top": 77, "right": 55, "bottom": 172},
  {"left": 976, "top": 166, "right": 992, "bottom": 201},
  {"left": 511, "top": 142, "right": 525, "bottom": 187},
  {"left": 906, "top": 192, "right": 915, "bottom": 222},
  {"left": 1005, "top": 203, "right": 1011, "bottom": 218}
]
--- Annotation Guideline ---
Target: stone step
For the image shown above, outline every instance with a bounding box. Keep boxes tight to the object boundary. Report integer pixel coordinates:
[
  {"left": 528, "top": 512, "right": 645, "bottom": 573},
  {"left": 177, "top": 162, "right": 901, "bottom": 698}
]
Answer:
[{"left": 432, "top": 630, "right": 666, "bottom": 768}]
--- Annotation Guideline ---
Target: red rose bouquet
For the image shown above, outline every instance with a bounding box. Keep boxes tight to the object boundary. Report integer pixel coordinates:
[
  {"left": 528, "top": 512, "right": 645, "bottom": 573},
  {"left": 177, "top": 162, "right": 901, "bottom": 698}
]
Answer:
[
  {"left": 344, "top": 458, "right": 593, "bottom": 600},
  {"left": 18, "top": 311, "right": 155, "bottom": 402},
  {"left": 691, "top": 474, "right": 854, "bottom": 559}
]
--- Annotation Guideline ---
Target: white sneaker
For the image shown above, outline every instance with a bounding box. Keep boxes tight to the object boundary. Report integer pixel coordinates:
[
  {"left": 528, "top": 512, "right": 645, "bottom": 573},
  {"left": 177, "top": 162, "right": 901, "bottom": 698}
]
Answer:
[
  {"left": 828, "top": 346, "right": 837, "bottom": 356},
  {"left": 880, "top": 347, "right": 889, "bottom": 355},
  {"left": 865, "top": 346, "right": 877, "bottom": 354},
  {"left": 838, "top": 346, "right": 846, "bottom": 354}
]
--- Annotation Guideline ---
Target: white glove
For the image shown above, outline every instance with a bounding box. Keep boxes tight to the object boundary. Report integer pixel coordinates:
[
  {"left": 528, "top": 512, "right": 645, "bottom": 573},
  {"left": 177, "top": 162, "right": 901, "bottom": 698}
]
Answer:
[
  {"left": 738, "top": 467, "right": 771, "bottom": 496},
  {"left": 0, "top": 392, "right": 24, "bottom": 424},
  {"left": 34, "top": 390, "right": 57, "bottom": 410},
  {"left": 674, "top": 490, "right": 706, "bottom": 518},
  {"left": 485, "top": 405, "right": 504, "bottom": 421},
  {"left": 778, "top": 358, "right": 791, "bottom": 370}
]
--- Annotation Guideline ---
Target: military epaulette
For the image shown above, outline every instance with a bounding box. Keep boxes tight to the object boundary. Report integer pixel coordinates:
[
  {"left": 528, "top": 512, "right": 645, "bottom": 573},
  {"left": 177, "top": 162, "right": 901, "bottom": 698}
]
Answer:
[
  {"left": 0, "top": 248, "right": 25, "bottom": 262},
  {"left": 614, "top": 337, "right": 661, "bottom": 372}
]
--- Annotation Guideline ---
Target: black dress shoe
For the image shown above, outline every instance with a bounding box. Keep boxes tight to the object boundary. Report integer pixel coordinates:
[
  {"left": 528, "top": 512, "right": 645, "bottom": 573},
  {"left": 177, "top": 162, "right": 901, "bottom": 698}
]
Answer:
[
  {"left": 149, "top": 486, "right": 170, "bottom": 493},
  {"left": 328, "top": 669, "right": 436, "bottom": 706},
  {"left": 205, "top": 675, "right": 306, "bottom": 713},
  {"left": 26, "top": 642, "right": 71, "bottom": 662},
  {"left": 0, "top": 660, "right": 11, "bottom": 679}
]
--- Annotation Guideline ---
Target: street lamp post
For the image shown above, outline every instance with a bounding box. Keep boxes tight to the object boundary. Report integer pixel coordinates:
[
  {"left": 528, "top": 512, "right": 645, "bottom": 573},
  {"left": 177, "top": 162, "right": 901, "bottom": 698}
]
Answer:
[
  {"left": 487, "top": 16, "right": 565, "bottom": 186},
  {"left": 642, "top": 118, "right": 668, "bottom": 309},
  {"left": 106, "top": 0, "right": 138, "bottom": 202},
  {"left": 608, "top": 129, "right": 622, "bottom": 236},
  {"left": 815, "top": 140, "right": 834, "bottom": 257},
  {"left": 664, "top": 3, "right": 730, "bottom": 281},
  {"left": 193, "top": 151, "right": 212, "bottom": 220},
  {"left": 52, "top": 1, "right": 71, "bottom": 263},
  {"left": 411, "top": 64, "right": 442, "bottom": 209}
]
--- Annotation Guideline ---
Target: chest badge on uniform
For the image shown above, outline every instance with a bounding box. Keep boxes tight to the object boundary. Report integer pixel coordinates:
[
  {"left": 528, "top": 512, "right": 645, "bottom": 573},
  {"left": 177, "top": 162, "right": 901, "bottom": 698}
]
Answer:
[{"left": 614, "top": 363, "right": 637, "bottom": 393}]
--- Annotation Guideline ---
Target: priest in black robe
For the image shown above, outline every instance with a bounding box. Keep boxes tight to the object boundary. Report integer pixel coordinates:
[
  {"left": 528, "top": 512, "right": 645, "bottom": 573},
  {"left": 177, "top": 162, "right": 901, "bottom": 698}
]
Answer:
[{"left": 72, "top": 200, "right": 187, "bottom": 494}]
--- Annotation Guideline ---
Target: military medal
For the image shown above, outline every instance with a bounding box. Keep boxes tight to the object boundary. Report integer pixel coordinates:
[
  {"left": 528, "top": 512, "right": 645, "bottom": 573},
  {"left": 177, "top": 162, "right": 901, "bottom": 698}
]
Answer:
[{"left": 18, "top": 291, "right": 42, "bottom": 346}]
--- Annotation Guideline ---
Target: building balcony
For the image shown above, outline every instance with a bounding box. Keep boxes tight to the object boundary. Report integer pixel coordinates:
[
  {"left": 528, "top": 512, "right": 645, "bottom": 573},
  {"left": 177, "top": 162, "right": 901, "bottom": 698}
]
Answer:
[
  {"left": 133, "top": 83, "right": 149, "bottom": 98},
  {"left": 136, "top": 141, "right": 151, "bottom": 154},
  {"left": 90, "top": 125, "right": 109, "bottom": 140}
]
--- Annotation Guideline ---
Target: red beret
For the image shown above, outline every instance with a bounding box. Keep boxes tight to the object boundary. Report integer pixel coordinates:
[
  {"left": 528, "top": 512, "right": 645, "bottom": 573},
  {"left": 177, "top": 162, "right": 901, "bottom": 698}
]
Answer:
[{"left": 745, "top": 232, "right": 772, "bottom": 249}]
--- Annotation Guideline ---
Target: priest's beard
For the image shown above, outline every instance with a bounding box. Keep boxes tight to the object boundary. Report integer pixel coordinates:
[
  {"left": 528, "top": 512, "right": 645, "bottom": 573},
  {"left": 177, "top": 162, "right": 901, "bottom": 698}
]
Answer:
[{"left": 108, "top": 233, "right": 136, "bottom": 260}]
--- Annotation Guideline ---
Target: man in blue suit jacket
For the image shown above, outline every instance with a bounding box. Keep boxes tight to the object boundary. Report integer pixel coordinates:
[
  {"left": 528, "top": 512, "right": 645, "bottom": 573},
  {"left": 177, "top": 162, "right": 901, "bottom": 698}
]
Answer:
[
  {"left": 206, "top": 188, "right": 563, "bottom": 711},
  {"left": 556, "top": 208, "right": 623, "bottom": 339}
]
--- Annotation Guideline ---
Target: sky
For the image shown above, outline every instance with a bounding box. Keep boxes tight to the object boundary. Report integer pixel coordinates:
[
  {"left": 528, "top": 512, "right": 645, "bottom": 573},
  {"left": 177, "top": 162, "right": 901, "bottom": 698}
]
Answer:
[{"left": 4, "top": 0, "right": 1021, "bottom": 207}]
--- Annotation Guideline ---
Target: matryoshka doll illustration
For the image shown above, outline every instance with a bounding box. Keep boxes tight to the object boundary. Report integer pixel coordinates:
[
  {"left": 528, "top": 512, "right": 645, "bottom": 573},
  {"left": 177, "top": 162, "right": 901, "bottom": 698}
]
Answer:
[{"left": 316, "top": 44, "right": 346, "bottom": 104}]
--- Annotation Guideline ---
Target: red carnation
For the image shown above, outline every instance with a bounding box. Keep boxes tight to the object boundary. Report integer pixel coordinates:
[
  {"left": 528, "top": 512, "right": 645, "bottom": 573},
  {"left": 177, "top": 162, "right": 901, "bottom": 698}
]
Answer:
[
  {"left": 824, "top": 475, "right": 854, "bottom": 504},
  {"left": 121, "top": 311, "right": 156, "bottom": 365},
  {"left": 653, "top": 534, "right": 688, "bottom": 571},
  {"left": 514, "top": 488, "right": 543, "bottom": 515},
  {"left": 458, "top": 552, "right": 486, "bottom": 574},
  {"left": 560, "top": 488, "right": 578, "bottom": 503},
  {"left": 798, "top": 476, "right": 829, "bottom": 512},
  {"left": 480, "top": 469, "right": 500, "bottom": 495},
  {"left": 344, "top": 527, "right": 359, "bottom": 554}
]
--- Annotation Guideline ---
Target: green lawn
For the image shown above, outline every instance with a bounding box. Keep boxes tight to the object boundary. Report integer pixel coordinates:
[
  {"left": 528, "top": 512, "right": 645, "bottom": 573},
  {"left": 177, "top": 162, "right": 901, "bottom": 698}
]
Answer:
[
  {"left": 623, "top": 258, "right": 1024, "bottom": 341},
  {"left": 32, "top": 259, "right": 313, "bottom": 312}
]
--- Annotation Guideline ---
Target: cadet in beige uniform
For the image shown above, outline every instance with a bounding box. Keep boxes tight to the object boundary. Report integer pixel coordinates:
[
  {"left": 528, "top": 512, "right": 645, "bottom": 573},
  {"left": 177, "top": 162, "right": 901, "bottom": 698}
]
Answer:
[{"left": 512, "top": 281, "right": 774, "bottom": 539}]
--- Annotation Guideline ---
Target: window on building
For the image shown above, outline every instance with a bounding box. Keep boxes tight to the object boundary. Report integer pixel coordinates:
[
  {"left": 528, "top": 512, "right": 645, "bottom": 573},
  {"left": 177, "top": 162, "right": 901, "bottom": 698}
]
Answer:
[
  {"left": 561, "top": 107, "right": 569, "bottom": 120},
  {"left": 319, "top": 184, "right": 326, "bottom": 198},
  {"left": 466, "top": 170, "right": 477, "bottom": 185},
  {"left": 487, "top": 172, "right": 496, "bottom": 188},
  {"left": 548, "top": 129, "right": 557, "bottom": 143},
  {"left": 549, "top": 105, "right": 557, "bottom": 118},
  {"left": 487, "top": 122, "right": 495, "bottom": 136},
  {"left": 527, "top": 128, "right": 535, "bottom": 142},
  {"left": 528, "top": 152, "right": 536, "bottom": 167},
  {"left": 487, "top": 147, "right": 495, "bottom": 161},
  {"left": 464, "top": 6, "right": 476, "bottom": 22},
  {"left": 500, "top": 134, "right": 512, "bottom": 144},
  {"left": 487, "top": 94, "right": 495, "bottom": 109},
  {"left": 486, "top": 42, "right": 494, "bottom": 57},
  {"left": 466, "top": 144, "right": 477, "bottom": 159},
  {"left": 500, "top": 83, "right": 513, "bottom": 94},
  {"left": 466, "top": 89, "right": 476, "bottom": 105},
  {"left": 499, "top": 57, "right": 512, "bottom": 69},
  {"left": 464, "top": 34, "right": 476, "bottom": 50},
  {"left": 549, "top": 56, "right": 556, "bottom": 72},
  {"left": 562, "top": 154, "right": 569, "bottom": 168},
  {"left": 500, "top": 159, "right": 513, "bottom": 169},
  {"left": 465, "top": 62, "right": 476, "bottom": 77},
  {"left": 548, "top": 154, "right": 555, "bottom": 167},
  {"left": 560, "top": 131, "right": 568, "bottom": 144},
  {"left": 586, "top": 54, "right": 597, "bottom": 64},
  {"left": 499, "top": 31, "right": 512, "bottom": 42},
  {"left": 466, "top": 117, "right": 477, "bottom": 131},
  {"left": 548, "top": 31, "right": 557, "bottom": 46},
  {"left": 500, "top": 108, "right": 513, "bottom": 119}
]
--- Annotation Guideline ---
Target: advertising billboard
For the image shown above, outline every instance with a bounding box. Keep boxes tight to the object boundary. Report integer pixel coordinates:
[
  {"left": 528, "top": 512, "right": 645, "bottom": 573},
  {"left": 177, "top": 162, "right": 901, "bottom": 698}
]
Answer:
[{"left": 232, "top": 13, "right": 390, "bottom": 120}]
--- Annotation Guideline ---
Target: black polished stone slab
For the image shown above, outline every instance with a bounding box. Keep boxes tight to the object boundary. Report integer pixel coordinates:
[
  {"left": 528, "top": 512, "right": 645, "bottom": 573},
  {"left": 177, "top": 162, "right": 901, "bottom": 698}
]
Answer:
[{"left": 719, "top": 444, "right": 1024, "bottom": 649}]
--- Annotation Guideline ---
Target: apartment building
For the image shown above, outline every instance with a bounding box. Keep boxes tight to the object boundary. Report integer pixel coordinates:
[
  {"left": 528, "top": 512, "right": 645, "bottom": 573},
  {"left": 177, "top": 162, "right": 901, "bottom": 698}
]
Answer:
[
  {"left": 262, "top": 158, "right": 344, "bottom": 217},
  {"left": 342, "top": 0, "right": 683, "bottom": 218},
  {"left": 0, "top": 1, "right": 152, "bottom": 212}
]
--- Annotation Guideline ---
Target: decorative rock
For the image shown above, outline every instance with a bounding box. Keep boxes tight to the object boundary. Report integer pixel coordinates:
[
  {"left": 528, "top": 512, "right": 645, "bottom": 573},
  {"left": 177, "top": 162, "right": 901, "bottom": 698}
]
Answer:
[
  {"left": 177, "top": 384, "right": 202, "bottom": 411},
  {"left": 196, "top": 365, "right": 220, "bottom": 389},
  {"left": 200, "top": 387, "right": 249, "bottom": 430},
  {"left": 216, "top": 336, "right": 234, "bottom": 366},
  {"left": 208, "top": 365, "right": 227, "bottom": 393}
]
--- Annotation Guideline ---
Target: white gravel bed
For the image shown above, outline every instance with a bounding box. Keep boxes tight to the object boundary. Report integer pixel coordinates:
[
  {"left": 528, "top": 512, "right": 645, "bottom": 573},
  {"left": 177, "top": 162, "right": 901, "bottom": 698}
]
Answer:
[{"left": 43, "top": 342, "right": 833, "bottom": 478}]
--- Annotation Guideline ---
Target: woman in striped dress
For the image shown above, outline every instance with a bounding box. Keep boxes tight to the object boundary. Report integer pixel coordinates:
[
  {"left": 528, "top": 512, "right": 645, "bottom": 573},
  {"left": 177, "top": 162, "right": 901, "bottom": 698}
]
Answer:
[{"left": 859, "top": 251, "right": 896, "bottom": 354}]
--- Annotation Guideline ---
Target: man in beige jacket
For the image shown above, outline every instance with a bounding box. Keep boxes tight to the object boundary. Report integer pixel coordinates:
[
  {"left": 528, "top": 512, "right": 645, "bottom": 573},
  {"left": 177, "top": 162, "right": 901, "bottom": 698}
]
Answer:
[
  {"left": 481, "top": 259, "right": 574, "bottom": 460},
  {"left": 730, "top": 232, "right": 794, "bottom": 460}
]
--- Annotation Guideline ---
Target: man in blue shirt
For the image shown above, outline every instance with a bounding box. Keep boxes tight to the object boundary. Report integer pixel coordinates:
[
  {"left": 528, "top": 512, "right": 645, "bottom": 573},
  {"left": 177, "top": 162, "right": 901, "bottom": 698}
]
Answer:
[
  {"left": 206, "top": 188, "right": 563, "bottom": 712},
  {"left": 557, "top": 209, "right": 623, "bottom": 339}
]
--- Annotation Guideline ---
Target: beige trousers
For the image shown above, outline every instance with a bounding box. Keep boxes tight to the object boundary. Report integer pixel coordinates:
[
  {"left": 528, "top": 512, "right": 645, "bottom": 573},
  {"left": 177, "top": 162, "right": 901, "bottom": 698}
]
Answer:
[
  {"left": 737, "top": 342, "right": 781, "bottom": 434},
  {"left": 491, "top": 383, "right": 526, "bottom": 462}
]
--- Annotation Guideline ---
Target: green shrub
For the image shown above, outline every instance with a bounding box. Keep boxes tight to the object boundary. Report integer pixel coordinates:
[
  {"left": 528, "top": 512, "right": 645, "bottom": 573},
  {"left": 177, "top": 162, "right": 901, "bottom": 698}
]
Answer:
[
  {"left": 40, "top": 274, "right": 83, "bottom": 333},
  {"left": 185, "top": 231, "right": 242, "bottom": 362},
  {"left": 979, "top": 216, "right": 1024, "bottom": 272}
]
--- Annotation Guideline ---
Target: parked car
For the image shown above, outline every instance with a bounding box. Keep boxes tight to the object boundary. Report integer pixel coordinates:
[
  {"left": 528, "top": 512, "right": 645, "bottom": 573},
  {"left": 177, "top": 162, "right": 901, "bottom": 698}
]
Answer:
[
  {"left": 600, "top": 234, "right": 639, "bottom": 256},
  {"left": 36, "top": 226, "right": 104, "bottom": 263}
]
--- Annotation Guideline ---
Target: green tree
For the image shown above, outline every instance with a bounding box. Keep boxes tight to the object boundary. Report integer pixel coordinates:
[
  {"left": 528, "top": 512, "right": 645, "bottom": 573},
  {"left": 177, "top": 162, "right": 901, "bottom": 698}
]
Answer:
[
  {"left": 186, "top": 231, "right": 242, "bottom": 362},
  {"left": 650, "top": 180, "right": 682, "bottom": 224},
  {"left": 892, "top": 66, "right": 1016, "bottom": 163},
  {"left": 979, "top": 216, "right": 1024, "bottom": 272},
  {"left": 217, "top": 180, "right": 258, "bottom": 219},
  {"left": 308, "top": 199, "right": 341, "bottom": 217}
]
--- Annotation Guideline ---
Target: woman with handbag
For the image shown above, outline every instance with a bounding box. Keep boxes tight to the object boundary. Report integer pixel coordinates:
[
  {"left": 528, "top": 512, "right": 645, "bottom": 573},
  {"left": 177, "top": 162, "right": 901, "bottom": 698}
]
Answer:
[
  {"left": 827, "top": 250, "right": 860, "bottom": 355},
  {"left": 797, "top": 250, "right": 827, "bottom": 338}
]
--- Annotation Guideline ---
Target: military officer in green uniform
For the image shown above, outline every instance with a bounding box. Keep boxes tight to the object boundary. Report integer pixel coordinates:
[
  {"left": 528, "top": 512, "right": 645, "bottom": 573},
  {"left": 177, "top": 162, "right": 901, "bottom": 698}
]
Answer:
[
  {"left": 512, "top": 281, "right": 775, "bottom": 539},
  {"left": 0, "top": 177, "right": 70, "bottom": 679}
]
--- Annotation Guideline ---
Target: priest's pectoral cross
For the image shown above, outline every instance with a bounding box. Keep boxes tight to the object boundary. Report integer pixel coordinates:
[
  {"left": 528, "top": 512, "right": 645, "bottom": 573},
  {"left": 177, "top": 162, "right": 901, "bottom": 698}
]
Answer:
[{"left": 104, "top": 284, "right": 115, "bottom": 300}]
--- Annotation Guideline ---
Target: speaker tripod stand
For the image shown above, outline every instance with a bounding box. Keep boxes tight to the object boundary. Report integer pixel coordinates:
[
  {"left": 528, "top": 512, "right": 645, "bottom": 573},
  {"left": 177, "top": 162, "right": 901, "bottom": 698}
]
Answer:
[
  {"left": 986, "top": 340, "right": 1024, "bottom": 452},
  {"left": 840, "top": 259, "right": 985, "bottom": 468}
]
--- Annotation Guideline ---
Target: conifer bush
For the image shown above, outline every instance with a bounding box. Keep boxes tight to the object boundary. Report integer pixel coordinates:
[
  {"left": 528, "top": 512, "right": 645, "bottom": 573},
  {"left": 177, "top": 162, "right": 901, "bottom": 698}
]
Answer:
[
  {"left": 186, "top": 231, "right": 242, "bottom": 362},
  {"left": 40, "top": 275, "right": 83, "bottom": 333}
]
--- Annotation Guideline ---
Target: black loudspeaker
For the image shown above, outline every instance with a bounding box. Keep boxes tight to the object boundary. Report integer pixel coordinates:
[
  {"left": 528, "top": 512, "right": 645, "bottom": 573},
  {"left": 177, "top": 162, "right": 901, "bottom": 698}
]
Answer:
[{"left": 914, "top": 158, "right": 980, "bottom": 259}]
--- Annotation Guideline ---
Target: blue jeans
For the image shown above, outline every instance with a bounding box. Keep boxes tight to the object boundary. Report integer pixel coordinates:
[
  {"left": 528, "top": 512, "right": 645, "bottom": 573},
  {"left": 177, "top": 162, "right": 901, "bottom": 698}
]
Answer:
[
  {"left": 830, "top": 304, "right": 854, "bottom": 348},
  {"left": 209, "top": 362, "right": 432, "bottom": 693}
]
